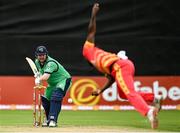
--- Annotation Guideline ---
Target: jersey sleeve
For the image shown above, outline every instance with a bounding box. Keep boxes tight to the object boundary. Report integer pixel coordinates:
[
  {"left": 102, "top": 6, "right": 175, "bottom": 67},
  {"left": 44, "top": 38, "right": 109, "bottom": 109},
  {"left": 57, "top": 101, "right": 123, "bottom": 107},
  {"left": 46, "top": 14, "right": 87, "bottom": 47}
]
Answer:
[
  {"left": 44, "top": 61, "right": 58, "bottom": 74},
  {"left": 83, "top": 41, "right": 95, "bottom": 62}
]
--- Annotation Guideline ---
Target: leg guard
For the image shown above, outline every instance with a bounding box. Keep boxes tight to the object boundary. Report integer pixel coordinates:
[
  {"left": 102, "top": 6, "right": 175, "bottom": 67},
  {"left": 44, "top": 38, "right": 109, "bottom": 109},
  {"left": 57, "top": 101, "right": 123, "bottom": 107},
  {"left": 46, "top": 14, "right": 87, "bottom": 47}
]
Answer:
[
  {"left": 41, "top": 95, "right": 50, "bottom": 120},
  {"left": 49, "top": 89, "right": 64, "bottom": 123}
]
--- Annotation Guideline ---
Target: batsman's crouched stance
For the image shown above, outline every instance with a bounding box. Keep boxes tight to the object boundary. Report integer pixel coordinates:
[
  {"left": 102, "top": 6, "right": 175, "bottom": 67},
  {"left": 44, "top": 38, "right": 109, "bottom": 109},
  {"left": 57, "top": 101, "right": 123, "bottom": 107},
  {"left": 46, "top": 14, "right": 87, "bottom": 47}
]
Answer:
[{"left": 34, "top": 45, "right": 72, "bottom": 127}]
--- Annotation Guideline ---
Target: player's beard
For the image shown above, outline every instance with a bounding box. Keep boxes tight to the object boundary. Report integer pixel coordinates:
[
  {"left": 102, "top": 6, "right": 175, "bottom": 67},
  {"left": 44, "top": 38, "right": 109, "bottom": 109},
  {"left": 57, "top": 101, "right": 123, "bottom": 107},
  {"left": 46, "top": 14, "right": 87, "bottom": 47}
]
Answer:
[{"left": 38, "top": 55, "right": 47, "bottom": 64}]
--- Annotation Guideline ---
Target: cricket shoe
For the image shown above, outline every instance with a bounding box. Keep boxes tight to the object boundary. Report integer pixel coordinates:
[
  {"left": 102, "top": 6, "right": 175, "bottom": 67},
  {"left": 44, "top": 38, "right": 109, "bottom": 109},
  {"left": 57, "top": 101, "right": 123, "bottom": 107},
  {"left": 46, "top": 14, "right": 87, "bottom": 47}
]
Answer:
[
  {"left": 42, "top": 120, "right": 49, "bottom": 127},
  {"left": 153, "top": 95, "right": 163, "bottom": 112},
  {"left": 147, "top": 107, "right": 159, "bottom": 129},
  {"left": 49, "top": 120, "right": 57, "bottom": 127}
]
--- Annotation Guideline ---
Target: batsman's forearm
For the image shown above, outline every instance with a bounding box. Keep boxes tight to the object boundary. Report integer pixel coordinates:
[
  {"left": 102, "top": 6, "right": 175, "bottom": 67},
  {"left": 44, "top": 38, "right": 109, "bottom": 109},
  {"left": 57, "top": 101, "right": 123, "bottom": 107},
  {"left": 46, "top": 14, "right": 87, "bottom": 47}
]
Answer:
[{"left": 40, "top": 73, "right": 50, "bottom": 81}]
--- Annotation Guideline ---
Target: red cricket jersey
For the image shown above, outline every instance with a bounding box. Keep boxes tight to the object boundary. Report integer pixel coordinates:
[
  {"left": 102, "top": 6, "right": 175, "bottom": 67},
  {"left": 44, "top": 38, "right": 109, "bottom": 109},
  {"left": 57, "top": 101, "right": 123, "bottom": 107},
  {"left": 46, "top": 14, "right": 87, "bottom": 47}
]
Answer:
[{"left": 83, "top": 41, "right": 119, "bottom": 74}]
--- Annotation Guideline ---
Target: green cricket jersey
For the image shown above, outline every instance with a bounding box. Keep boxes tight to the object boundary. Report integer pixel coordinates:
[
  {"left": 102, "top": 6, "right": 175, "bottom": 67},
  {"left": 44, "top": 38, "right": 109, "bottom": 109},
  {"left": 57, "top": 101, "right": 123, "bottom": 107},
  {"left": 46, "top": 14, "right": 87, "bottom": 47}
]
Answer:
[{"left": 35, "top": 56, "right": 71, "bottom": 99}]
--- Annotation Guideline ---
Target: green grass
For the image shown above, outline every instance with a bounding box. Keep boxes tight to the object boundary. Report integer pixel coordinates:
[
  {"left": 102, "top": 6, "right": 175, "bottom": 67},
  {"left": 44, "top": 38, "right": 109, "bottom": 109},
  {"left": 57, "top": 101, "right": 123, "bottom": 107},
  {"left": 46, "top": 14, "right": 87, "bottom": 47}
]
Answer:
[{"left": 0, "top": 110, "right": 180, "bottom": 132}]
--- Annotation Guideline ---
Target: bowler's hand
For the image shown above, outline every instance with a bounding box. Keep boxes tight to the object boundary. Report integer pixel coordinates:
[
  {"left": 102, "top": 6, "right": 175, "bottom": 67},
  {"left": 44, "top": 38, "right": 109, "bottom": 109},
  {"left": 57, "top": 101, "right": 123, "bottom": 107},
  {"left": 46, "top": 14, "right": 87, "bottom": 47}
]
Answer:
[
  {"left": 92, "top": 3, "right": 99, "bottom": 16},
  {"left": 92, "top": 89, "right": 101, "bottom": 96}
]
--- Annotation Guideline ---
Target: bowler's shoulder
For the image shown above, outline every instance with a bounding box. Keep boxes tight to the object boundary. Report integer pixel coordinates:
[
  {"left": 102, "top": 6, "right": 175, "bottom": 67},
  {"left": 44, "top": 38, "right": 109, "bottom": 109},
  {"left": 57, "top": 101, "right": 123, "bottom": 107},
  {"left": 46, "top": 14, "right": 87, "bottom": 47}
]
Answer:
[{"left": 84, "top": 40, "right": 95, "bottom": 48}]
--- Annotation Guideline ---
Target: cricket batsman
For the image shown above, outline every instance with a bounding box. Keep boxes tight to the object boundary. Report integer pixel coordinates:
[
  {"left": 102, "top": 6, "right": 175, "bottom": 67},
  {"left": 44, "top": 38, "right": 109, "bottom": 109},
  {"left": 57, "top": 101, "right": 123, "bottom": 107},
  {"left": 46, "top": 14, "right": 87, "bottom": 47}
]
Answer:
[
  {"left": 83, "top": 3, "right": 162, "bottom": 129},
  {"left": 34, "top": 45, "right": 72, "bottom": 127}
]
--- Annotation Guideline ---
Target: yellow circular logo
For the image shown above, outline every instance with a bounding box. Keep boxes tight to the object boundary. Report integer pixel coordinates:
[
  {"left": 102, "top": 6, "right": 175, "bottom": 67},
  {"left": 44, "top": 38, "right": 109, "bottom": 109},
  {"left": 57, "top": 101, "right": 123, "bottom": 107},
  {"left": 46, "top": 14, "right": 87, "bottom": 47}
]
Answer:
[{"left": 70, "top": 79, "right": 100, "bottom": 105}]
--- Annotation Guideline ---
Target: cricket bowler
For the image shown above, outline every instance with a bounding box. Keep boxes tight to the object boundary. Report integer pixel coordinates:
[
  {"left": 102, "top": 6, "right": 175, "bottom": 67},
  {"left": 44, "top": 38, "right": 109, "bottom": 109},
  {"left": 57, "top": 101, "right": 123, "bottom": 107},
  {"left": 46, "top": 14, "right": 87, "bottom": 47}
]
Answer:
[
  {"left": 34, "top": 45, "right": 72, "bottom": 127},
  {"left": 83, "top": 3, "right": 162, "bottom": 129}
]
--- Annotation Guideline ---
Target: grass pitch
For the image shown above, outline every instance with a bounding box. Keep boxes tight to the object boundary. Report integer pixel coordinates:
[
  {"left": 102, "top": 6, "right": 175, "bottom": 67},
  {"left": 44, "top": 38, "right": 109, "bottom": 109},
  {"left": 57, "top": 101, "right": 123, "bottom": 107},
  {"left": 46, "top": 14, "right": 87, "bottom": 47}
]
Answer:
[{"left": 0, "top": 110, "right": 180, "bottom": 132}]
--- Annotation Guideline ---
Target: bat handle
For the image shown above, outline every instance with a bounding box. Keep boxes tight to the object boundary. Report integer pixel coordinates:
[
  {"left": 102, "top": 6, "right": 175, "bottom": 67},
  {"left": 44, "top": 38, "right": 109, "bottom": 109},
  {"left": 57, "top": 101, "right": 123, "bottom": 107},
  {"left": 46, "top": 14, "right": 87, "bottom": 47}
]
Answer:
[{"left": 34, "top": 85, "right": 46, "bottom": 90}]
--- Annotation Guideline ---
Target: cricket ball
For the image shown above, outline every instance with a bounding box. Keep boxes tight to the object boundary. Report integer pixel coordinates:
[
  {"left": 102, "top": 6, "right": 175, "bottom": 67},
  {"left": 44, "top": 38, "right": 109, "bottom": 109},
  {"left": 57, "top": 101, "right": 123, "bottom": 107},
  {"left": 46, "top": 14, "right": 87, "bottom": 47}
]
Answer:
[{"left": 68, "top": 98, "right": 73, "bottom": 103}]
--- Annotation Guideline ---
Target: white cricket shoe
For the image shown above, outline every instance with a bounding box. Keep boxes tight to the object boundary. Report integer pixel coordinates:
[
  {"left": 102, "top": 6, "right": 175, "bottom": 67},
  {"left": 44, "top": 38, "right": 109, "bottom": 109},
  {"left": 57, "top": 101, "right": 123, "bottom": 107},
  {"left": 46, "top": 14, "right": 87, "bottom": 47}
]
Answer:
[
  {"left": 153, "top": 95, "right": 163, "bottom": 112},
  {"left": 147, "top": 107, "right": 158, "bottom": 129},
  {"left": 49, "top": 120, "right": 57, "bottom": 127},
  {"left": 42, "top": 121, "right": 48, "bottom": 127}
]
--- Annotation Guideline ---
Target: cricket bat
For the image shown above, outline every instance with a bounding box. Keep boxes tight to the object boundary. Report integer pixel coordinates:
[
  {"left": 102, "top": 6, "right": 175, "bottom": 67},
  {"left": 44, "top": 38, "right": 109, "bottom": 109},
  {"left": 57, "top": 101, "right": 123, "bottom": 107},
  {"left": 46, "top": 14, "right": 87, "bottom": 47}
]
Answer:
[{"left": 26, "top": 57, "right": 39, "bottom": 75}]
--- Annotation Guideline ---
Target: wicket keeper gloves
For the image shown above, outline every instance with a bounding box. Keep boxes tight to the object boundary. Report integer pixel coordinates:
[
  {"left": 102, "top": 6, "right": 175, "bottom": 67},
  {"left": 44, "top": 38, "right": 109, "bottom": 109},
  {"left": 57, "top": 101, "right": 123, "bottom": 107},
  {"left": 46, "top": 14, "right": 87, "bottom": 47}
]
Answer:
[{"left": 35, "top": 77, "right": 41, "bottom": 85}]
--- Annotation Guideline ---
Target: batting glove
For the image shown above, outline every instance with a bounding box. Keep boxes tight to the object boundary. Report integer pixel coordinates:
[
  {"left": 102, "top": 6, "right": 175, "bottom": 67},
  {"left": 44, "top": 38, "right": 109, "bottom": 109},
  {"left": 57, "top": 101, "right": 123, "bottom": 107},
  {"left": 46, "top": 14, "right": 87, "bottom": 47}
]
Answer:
[
  {"left": 35, "top": 77, "right": 41, "bottom": 86},
  {"left": 34, "top": 72, "right": 40, "bottom": 78}
]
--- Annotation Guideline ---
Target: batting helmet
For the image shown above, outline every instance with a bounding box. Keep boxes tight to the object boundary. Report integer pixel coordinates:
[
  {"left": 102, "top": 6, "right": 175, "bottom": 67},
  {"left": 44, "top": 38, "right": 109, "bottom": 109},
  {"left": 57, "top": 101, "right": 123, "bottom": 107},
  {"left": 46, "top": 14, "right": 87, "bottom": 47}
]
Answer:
[{"left": 35, "top": 46, "right": 48, "bottom": 56}]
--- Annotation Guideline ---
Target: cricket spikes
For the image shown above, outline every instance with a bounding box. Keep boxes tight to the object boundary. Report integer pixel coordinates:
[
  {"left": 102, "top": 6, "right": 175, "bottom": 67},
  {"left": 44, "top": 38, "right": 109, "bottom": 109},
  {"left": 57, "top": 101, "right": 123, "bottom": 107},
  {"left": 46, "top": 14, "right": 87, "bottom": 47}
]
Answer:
[
  {"left": 42, "top": 119, "right": 49, "bottom": 127},
  {"left": 147, "top": 106, "right": 159, "bottom": 129},
  {"left": 153, "top": 95, "right": 163, "bottom": 112}
]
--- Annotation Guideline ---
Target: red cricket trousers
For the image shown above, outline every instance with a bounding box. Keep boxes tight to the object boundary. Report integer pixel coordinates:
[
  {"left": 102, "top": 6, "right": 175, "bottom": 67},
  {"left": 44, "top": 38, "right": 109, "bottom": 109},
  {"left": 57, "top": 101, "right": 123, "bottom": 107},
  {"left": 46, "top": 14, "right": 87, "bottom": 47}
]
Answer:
[{"left": 111, "top": 59, "right": 154, "bottom": 116}]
